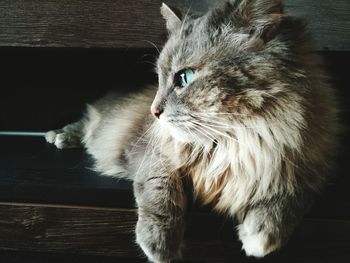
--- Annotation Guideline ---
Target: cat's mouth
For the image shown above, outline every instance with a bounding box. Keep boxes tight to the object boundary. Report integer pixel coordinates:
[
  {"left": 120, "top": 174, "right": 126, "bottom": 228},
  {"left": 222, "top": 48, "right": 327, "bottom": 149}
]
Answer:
[{"left": 157, "top": 116, "right": 193, "bottom": 143}]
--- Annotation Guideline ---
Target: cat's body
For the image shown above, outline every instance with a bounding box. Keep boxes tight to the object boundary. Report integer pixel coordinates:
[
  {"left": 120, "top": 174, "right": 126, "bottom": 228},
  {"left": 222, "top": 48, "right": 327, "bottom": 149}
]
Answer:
[{"left": 46, "top": 1, "right": 338, "bottom": 262}]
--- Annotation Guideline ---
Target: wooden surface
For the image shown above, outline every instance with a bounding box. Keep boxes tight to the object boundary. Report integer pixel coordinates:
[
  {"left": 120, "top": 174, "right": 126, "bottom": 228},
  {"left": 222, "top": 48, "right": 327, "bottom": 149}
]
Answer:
[
  {"left": 0, "top": 0, "right": 166, "bottom": 49},
  {"left": 0, "top": 136, "right": 135, "bottom": 208},
  {"left": 0, "top": 202, "right": 349, "bottom": 263},
  {"left": 284, "top": 0, "right": 350, "bottom": 51},
  {"left": 0, "top": 251, "right": 145, "bottom": 263},
  {"left": 0, "top": 135, "right": 349, "bottom": 218},
  {"left": 0, "top": 0, "right": 349, "bottom": 50}
]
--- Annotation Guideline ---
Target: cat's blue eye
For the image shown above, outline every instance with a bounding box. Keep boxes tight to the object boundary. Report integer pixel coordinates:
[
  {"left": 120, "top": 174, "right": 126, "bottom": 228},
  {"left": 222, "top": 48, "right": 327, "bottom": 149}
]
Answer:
[{"left": 175, "top": 68, "right": 194, "bottom": 88}]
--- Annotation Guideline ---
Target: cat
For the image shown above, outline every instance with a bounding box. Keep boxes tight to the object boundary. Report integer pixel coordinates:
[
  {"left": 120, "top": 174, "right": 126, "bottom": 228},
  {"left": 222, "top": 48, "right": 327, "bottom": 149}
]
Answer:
[{"left": 46, "top": 0, "right": 338, "bottom": 262}]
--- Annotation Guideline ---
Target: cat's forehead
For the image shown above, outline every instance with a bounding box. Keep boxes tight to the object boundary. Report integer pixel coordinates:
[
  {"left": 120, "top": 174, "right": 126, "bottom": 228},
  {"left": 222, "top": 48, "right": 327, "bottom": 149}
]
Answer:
[
  {"left": 157, "top": 14, "right": 248, "bottom": 75},
  {"left": 157, "top": 18, "right": 201, "bottom": 69}
]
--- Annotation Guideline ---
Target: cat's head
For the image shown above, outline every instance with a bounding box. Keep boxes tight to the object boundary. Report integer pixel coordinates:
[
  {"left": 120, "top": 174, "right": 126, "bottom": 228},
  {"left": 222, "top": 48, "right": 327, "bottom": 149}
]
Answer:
[{"left": 152, "top": 0, "right": 309, "bottom": 144}]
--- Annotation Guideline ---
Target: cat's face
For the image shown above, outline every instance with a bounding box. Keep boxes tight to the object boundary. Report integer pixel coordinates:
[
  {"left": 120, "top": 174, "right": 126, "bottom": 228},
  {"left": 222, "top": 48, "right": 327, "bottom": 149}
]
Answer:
[{"left": 152, "top": 0, "right": 307, "bottom": 144}]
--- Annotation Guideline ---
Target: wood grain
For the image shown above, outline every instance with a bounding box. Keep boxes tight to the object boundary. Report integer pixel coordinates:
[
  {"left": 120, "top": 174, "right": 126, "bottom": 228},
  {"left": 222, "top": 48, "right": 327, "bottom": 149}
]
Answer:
[
  {"left": 0, "top": 0, "right": 167, "bottom": 48},
  {"left": 0, "top": 202, "right": 349, "bottom": 262},
  {"left": 285, "top": 0, "right": 350, "bottom": 51},
  {"left": 0, "top": 0, "right": 348, "bottom": 50}
]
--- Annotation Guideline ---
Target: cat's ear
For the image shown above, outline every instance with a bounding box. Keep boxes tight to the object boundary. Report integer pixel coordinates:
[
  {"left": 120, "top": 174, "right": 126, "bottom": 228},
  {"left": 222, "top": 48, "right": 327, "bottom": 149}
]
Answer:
[
  {"left": 236, "top": 0, "right": 283, "bottom": 43},
  {"left": 161, "top": 3, "right": 182, "bottom": 33}
]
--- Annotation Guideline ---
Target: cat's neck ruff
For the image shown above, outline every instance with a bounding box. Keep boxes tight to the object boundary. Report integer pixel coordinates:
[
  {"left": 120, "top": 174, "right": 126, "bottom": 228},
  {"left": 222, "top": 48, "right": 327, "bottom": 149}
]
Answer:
[{"left": 153, "top": 118, "right": 301, "bottom": 214}]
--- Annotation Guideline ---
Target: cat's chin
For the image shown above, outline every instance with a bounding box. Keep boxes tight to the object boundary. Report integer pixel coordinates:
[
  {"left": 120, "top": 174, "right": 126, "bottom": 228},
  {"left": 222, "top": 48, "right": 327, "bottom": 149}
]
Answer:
[
  {"left": 171, "top": 132, "right": 194, "bottom": 143},
  {"left": 165, "top": 128, "right": 211, "bottom": 147},
  {"left": 164, "top": 126, "right": 194, "bottom": 143},
  {"left": 156, "top": 119, "right": 197, "bottom": 144}
]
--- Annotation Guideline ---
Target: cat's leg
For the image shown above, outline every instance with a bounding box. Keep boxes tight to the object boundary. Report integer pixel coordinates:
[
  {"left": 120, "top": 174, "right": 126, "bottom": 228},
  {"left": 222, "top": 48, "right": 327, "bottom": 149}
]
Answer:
[
  {"left": 237, "top": 192, "right": 313, "bottom": 258},
  {"left": 45, "top": 119, "right": 85, "bottom": 149},
  {"left": 134, "top": 166, "right": 187, "bottom": 263}
]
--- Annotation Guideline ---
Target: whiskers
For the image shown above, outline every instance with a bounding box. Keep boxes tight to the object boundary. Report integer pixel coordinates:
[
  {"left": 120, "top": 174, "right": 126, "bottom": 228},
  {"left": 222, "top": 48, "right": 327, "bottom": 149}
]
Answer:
[
  {"left": 134, "top": 122, "right": 176, "bottom": 176},
  {"left": 190, "top": 111, "right": 282, "bottom": 130},
  {"left": 188, "top": 112, "right": 299, "bottom": 169},
  {"left": 134, "top": 109, "right": 300, "bottom": 179},
  {"left": 141, "top": 40, "right": 160, "bottom": 54},
  {"left": 188, "top": 112, "right": 244, "bottom": 142}
]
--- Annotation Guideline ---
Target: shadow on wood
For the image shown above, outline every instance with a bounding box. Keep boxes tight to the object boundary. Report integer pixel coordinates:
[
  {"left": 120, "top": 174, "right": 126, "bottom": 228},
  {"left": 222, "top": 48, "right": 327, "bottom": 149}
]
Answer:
[{"left": 0, "top": 202, "right": 349, "bottom": 263}]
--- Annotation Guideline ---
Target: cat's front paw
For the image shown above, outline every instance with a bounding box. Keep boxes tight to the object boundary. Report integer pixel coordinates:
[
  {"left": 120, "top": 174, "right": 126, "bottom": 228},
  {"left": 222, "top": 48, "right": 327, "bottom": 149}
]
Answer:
[
  {"left": 239, "top": 231, "right": 277, "bottom": 258},
  {"left": 45, "top": 130, "right": 80, "bottom": 149},
  {"left": 136, "top": 217, "right": 184, "bottom": 263},
  {"left": 238, "top": 220, "right": 281, "bottom": 258},
  {"left": 45, "top": 130, "right": 65, "bottom": 149},
  {"left": 45, "top": 130, "right": 59, "bottom": 144}
]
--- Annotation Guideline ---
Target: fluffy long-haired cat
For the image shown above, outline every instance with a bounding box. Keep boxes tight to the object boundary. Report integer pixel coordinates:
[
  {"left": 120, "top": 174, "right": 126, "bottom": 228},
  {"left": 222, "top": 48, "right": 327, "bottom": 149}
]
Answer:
[{"left": 46, "top": 0, "right": 338, "bottom": 262}]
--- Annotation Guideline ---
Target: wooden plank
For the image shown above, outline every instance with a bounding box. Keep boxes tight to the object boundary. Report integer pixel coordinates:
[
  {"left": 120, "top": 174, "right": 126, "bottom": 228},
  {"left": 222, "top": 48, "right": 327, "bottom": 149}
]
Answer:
[
  {"left": 1, "top": 135, "right": 350, "bottom": 219},
  {"left": 0, "top": 250, "right": 145, "bottom": 263},
  {"left": 0, "top": 136, "right": 136, "bottom": 208},
  {"left": 0, "top": 203, "right": 140, "bottom": 257},
  {"left": 0, "top": 0, "right": 348, "bottom": 50},
  {"left": 0, "top": 0, "right": 167, "bottom": 48},
  {"left": 285, "top": 0, "right": 350, "bottom": 51},
  {"left": 0, "top": 202, "right": 349, "bottom": 262}
]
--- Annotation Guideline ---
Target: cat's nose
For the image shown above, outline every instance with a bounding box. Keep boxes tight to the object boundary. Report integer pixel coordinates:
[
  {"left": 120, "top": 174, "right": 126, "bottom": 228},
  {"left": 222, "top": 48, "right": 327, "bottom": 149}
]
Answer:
[{"left": 151, "top": 107, "right": 163, "bottom": 119}]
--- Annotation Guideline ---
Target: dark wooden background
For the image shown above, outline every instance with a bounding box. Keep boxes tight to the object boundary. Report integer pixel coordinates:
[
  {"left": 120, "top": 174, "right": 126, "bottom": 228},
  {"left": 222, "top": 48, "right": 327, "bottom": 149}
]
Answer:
[
  {"left": 0, "top": 0, "right": 349, "bottom": 50},
  {"left": 0, "top": 0, "right": 349, "bottom": 262}
]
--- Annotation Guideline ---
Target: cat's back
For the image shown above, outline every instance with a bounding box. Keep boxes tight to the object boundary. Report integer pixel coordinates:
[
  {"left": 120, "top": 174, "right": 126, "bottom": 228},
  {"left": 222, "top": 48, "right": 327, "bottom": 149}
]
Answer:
[{"left": 83, "top": 87, "right": 157, "bottom": 177}]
